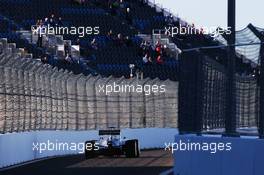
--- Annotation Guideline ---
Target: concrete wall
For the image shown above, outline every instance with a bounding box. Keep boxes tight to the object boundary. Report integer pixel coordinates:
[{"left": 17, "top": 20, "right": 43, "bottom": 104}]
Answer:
[
  {"left": 0, "top": 128, "right": 178, "bottom": 168},
  {"left": 174, "top": 135, "right": 264, "bottom": 175}
]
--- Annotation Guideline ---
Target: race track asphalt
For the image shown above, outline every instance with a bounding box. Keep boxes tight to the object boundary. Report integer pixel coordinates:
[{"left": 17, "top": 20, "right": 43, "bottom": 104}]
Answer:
[{"left": 1, "top": 149, "right": 173, "bottom": 175}]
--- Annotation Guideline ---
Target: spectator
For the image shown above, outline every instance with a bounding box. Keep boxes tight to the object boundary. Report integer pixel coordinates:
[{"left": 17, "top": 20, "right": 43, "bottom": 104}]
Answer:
[
  {"left": 41, "top": 55, "right": 48, "bottom": 64},
  {"left": 65, "top": 53, "right": 73, "bottom": 63},
  {"left": 155, "top": 41, "right": 164, "bottom": 63},
  {"left": 75, "top": 39, "right": 85, "bottom": 56},
  {"left": 140, "top": 40, "right": 148, "bottom": 55},
  {"left": 147, "top": 41, "right": 152, "bottom": 53},
  {"left": 140, "top": 40, "right": 152, "bottom": 57},
  {"left": 142, "top": 54, "right": 148, "bottom": 63},
  {"left": 64, "top": 42, "right": 71, "bottom": 55},
  {"left": 124, "top": 36, "right": 132, "bottom": 47},
  {"left": 125, "top": 7, "right": 132, "bottom": 24},
  {"left": 162, "top": 44, "right": 168, "bottom": 57},
  {"left": 140, "top": 40, "right": 147, "bottom": 48},
  {"left": 116, "top": 33, "right": 124, "bottom": 46},
  {"left": 43, "top": 17, "right": 49, "bottom": 26},
  {"left": 75, "top": 38, "right": 80, "bottom": 45},
  {"left": 175, "top": 45, "right": 182, "bottom": 59},
  {"left": 148, "top": 56, "right": 153, "bottom": 63},
  {"left": 57, "top": 17, "right": 63, "bottom": 27},
  {"left": 49, "top": 14, "right": 56, "bottom": 27},
  {"left": 49, "top": 18, "right": 55, "bottom": 27},
  {"left": 113, "top": 0, "right": 120, "bottom": 8},
  {"left": 107, "top": 29, "right": 114, "bottom": 41},
  {"left": 155, "top": 41, "right": 162, "bottom": 56},
  {"left": 36, "top": 22, "right": 43, "bottom": 47},
  {"left": 90, "top": 38, "right": 98, "bottom": 50},
  {"left": 109, "top": 0, "right": 118, "bottom": 15},
  {"left": 36, "top": 19, "right": 40, "bottom": 26},
  {"left": 155, "top": 41, "right": 162, "bottom": 51},
  {"left": 156, "top": 55, "right": 163, "bottom": 64},
  {"left": 119, "top": 0, "right": 125, "bottom": 9},
  {"left": 166, "top": 14, "right": 174, "bottom": 26}
]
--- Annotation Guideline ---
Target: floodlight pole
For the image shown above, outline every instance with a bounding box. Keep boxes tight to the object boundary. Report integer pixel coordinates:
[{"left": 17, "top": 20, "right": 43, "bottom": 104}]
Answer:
[{"left": 225, "top": 0, "right": 237, "bottom": 136}]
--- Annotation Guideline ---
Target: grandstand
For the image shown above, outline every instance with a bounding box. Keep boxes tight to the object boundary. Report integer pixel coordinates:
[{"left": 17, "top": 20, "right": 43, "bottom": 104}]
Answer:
[
  {"left": 0, "top": 0, "right": 178, "bottom": 80},
  {"left": 0, "top": 0, "right": 264, "bottom": 174},
  {"left": 0, "top": 0, "right": 256, "bottom": 81}
]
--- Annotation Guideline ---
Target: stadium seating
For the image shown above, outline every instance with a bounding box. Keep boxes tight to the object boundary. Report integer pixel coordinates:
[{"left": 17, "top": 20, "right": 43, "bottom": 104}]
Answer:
[
  {"left": 0, "top": 0, "right": 253, "bottom": 80},
  {"left": 0, "top": 0, "right": 181, "bottom": 80}
]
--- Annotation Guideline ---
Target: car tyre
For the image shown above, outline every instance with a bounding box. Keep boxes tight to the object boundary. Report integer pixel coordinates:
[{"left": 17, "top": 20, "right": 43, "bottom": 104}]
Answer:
[{"left": 125, "top": 139, "right": 140, "bottom": 158}]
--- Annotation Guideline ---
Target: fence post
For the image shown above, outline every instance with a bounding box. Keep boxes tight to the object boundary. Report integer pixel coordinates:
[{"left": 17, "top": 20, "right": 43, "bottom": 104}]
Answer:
[
  {"left": 195, "top": 53, "right": 204, "bottom": 134},
  {"left": 225, "top": 0, "right": 237, "bottom": 136},
  {"left": 259, "top": 44, "right": 264, "bottom": 138},
  {"left": 178, "top": 51, "right": 203, "bottom": 134},
  {"left": 247, "top": 24, "right": 264, "bottom": 138}
]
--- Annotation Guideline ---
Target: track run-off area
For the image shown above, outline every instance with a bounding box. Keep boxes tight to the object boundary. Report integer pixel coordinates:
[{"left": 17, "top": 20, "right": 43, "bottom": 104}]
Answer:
[{"left": 1, "top": 149, "right": 173, "bottom": 175}]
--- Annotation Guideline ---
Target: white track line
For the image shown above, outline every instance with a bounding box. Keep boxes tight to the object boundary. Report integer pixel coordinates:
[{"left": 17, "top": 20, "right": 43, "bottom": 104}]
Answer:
[{"left": 159, "top": 168, "right": 174, "bottom": 175}]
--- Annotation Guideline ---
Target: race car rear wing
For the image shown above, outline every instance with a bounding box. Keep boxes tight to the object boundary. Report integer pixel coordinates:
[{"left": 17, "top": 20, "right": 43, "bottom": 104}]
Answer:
[{"left": 99, "top": 129, "right": 120, "bottom": 135}]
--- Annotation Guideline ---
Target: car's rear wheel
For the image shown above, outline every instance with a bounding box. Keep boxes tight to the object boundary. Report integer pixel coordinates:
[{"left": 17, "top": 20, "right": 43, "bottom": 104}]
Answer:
[
  {"left": 125, "top": 139, "right": 140, "bottom": 158},
  {"left": 85, "top": 140, "right": 97, "bottom": 159}
]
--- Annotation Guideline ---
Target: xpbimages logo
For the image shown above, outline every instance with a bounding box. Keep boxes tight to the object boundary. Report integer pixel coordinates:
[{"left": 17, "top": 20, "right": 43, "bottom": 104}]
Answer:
[
  {"left": 162, "top": 24, "right": 232, "bottom": 38},
  {"left": 97, "top": 82, "right": 166, "bottom": 95},
  {"left": 31, "top": 24, "right": 100, "bottom": 37},
  {"left": 164, "top": 140, "right": 232, "bottom": 154},
  {"left": 32, "top": 140, "right": 99, "bottom": 154}
]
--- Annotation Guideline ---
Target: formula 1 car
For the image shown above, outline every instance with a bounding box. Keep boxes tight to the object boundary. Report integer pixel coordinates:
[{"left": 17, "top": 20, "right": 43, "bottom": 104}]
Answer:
[{"left": 85, "top": 129, "right": 140, "bottom": 159}]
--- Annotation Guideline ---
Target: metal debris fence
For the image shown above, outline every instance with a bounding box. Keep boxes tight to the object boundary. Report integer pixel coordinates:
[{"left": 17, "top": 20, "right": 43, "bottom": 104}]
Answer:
[
  {"left": 179, "top": 50, "right": 260, "bottom": 135},
  {"left": 0, "top": 39, "right": 178, "bottom": 134}
]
